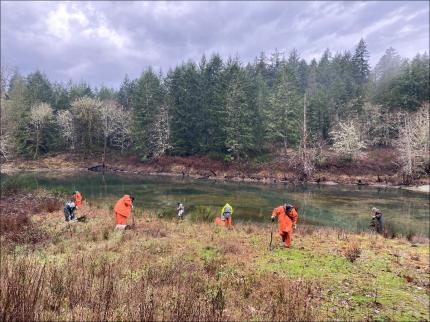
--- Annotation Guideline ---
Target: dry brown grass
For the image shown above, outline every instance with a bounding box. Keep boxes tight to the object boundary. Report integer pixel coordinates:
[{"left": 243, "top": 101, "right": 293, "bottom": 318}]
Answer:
[
  {"left": 1, "top": 196, "right": 428, "bottom": 321},
  {"left": 0, "top": 190, "right": 62, "bottom": 245},
  {"left": 0, "top": 252, "right": 321, "bottom": 321}
]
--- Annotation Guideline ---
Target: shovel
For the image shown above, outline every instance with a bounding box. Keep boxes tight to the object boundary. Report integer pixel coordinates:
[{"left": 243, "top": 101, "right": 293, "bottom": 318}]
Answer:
[
  {"left": 130, "top": 206, "right": 136, "bottom": 229},
  {"left": 269, "top": 220, "right": 275, "bottom": 251}
]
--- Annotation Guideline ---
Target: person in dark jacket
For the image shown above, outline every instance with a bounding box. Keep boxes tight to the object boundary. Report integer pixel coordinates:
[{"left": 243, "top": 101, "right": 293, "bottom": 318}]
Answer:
[
  {"left": 64, "top": 201, "right": 77, "bottom": 222},
  {"left": 370, "top": 207, "right": 384, "bottom": 234}
]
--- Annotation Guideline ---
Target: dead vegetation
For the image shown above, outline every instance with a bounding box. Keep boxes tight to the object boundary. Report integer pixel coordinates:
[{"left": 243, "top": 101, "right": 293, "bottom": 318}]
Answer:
[
  {"left": 0, "top": 250, "right": 321, "bottom": 321},
  {"left": 0, "top": 195, "right": 428, "bottom": 321},
  {"left": 0, "top": 191, "right": 63, "bottom": 245},
  {"left": 343, "top": 242, "right": 361, "bottom": 263}
]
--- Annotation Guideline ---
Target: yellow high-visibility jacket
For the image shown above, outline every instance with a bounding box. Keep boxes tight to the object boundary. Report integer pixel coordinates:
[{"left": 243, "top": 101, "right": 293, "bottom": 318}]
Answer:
[{"left": 221, "top": 203, "right": 234, "bottom": 216}]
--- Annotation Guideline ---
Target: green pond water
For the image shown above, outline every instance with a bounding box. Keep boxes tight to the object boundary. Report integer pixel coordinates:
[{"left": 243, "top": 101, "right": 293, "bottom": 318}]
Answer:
[{"left": 6, "top": 172, "right": 430, "bottom": 237}]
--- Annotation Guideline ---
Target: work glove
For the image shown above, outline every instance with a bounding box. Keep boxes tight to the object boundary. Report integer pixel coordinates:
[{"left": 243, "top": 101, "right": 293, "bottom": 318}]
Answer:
[{"left": 271, "top": 216, "right": 275, "bottom": 222}]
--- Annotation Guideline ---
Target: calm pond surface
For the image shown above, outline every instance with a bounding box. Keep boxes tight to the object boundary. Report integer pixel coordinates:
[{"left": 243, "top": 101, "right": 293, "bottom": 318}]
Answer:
[{"left": 9, "top": 172, "right": 430, "bottom": 237}]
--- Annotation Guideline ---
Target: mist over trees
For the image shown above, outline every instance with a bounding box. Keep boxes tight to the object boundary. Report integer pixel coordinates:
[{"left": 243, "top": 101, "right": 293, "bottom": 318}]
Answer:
[{"left": 1, "top": 39, "right": 429, "bottom": 179}]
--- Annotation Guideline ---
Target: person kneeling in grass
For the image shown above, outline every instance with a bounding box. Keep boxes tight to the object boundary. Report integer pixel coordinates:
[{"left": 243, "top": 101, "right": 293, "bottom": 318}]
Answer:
[{"left": 64, "top": 201, "right": 77, "bottom": 222}]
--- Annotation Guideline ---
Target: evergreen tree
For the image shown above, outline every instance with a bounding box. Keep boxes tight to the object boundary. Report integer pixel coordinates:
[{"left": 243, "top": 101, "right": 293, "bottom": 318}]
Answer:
[
  {"left": 6, "top": 72, "right": 27, "bottom": 121},
  {"left": 224, "top": 60, "right": 255, "bottom": 159},
  {"left": 117, "top": 75, "right": 137, "bottom": 110},
  {"left": 297, "top": 59, "right": 309, "bottom": 94},
  {"left": 168, "top": 63, "right": 201, "bottom": 155},
  {"left": 25, "top": 71, "right": 53, "bottom": 108},
  {"left": 314, "top": 51, "right": 333, "bottom": 138},
  {"left": 351, "top": 39, "right": 370, "bottom": 113},
  {"left": 267, "top": 65, "right": 301, "bottom": 154},
  {"left": 15, "top": 102, "right": 59, "bottom": 158},
  {"left": 252, "top": 70, "right": 270, "bottom": 151},
  {"left": 132, "top": 68, "right": 165, "bottom": 158},
  {"left": 352, "top": 38, "right": 370, "bottom": 86},
  {"left": 51, "top": 82, "right": 70, "bottom": 110},
  {"left": 199, "top": 54, "right": 226, "bottom": 153},
  {"left": 306, "top": 59, "right": 323, "bottom": 139},
  {"left": 96, "top": 86, "right": 117, "bottom": 101},
  {"left": 387, "top": 53, "right": 430, "bottom": 111},
  {"left": 69, "top": 82, "right": 94, "bottom": 103},
  {"left": 255, "top": 51, "right": 270, "bottom": 81},
  {"left": 371, "top": 47, "right": 402, "bottom": 107}
]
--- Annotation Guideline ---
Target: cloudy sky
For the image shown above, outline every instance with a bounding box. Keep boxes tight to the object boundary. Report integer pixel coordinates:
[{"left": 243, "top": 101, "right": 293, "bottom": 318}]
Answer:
[{"left": 1, "top": 1, "right": 429, "bottom": 87}]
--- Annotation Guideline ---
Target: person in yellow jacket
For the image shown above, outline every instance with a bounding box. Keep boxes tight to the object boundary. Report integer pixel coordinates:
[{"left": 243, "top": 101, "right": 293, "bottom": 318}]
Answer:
[{"left": 220, "top": 203, "right": 233, "bottom": 227}]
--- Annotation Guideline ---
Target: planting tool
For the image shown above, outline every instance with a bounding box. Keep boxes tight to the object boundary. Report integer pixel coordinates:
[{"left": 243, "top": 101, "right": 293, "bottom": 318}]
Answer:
[
  {"left": 269, "top": 219, "right": 275, "bottom": 251},
  {"left": 131, "top": 207, "right": 136, "bottom": 229}
]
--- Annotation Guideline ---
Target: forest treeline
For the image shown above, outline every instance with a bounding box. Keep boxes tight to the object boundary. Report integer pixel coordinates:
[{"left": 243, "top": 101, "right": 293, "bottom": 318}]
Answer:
[{"left": 1, "top": 39, "right": 429, "bottom": 180}]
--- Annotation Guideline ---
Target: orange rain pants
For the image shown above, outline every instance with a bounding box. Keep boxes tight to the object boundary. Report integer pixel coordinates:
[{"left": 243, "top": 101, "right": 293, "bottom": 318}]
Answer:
[
  {"left": 272, "top": 206, "right": 298, "bottom": 248},
  {"left": 214, "top": 217, "right": 233, "bottom": 227}
]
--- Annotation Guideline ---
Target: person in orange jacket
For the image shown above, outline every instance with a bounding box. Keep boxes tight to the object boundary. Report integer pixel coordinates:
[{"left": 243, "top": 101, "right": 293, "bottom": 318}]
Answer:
[
  {"left": 73, "top": 191, "right": 82, "bottom": 207},
  {"left": 271, "top": 203, "right": 298, "bottom": 248},
  {"left": 114, "top": 194, "right": 134, "bottom": 229}
]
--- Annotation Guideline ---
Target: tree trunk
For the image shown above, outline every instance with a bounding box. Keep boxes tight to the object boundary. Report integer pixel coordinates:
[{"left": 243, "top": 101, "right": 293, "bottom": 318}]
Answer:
[
  {"left": 102, "top": 134, "right": 107, "bottom": 170},
  {"left": 34, "top": 125, "right": 39, "bottom": 159},
  {"left": 303, "top": 94, "right": 307, "bottom": 151},
  {"left": 284, "top": 98, "right": 288, "bottom": 157},
  {"left": 302, "top": 93, "right": 308, "bottom": 176}
]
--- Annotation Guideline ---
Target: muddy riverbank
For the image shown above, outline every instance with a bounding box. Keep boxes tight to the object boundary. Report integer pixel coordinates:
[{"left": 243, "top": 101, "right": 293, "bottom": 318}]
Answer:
[{"left": 1, "top": 150, "right": 428, "bottom": 192}]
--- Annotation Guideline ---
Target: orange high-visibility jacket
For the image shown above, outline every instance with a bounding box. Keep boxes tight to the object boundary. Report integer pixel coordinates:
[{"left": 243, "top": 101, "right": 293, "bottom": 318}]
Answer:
[
  {"left": 272, "top": 206, "right": 298, "bottom": 234},
  {"left": 74, "top": 192, "right": 82, "bottom": 207},
  {"left": 114, "top": 195, "right": 133, "bottom": 218}
]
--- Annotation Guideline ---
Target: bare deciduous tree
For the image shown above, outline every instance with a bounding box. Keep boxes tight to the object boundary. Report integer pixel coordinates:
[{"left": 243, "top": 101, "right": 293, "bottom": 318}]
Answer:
[
  {"left": 150, "top": 104, "right": 170, "bottom": 157},
  {"left": 0, "top": 64, "right": 14, "bottom": 99},
  {"left": 329, "top": 119, "right": 366, "bottom": 160},
  {"left": 0, "top": 132, "right": 12, "bottom": 161},
  {"left": 71, "top": 97, "right": 102, "bottom": 150},
  {"left": 56, "top": 110, "right": 75, "bottom": 150},
  {"left": 99, "top": 100, "right": 131, "bottom": 166},
  {"left": 395, "top": 104, "right": 429, "bottom": 182},
  {"left": 110, "top": 108, "right": 132, "bottom": 154},
  {"left": 29, "top": 103, "right": 53, "bottom": 159}
]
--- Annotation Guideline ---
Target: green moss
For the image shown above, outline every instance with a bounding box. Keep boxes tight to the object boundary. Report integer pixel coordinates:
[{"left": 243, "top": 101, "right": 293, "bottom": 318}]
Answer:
[
  {"left": 351, "top": 294, "right": 372, "bottom": 305},
  {"left": 199, "top": 245, "right": 219, "bottom": 262},
  {"left": 258, "top": 248, "right": 353, "bottom": 279}
]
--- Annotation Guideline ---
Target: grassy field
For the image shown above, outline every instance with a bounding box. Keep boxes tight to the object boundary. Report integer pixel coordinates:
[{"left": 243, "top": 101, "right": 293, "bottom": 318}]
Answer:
[{"left": 0, "top": 196, "right": 429, "bottom": 321}]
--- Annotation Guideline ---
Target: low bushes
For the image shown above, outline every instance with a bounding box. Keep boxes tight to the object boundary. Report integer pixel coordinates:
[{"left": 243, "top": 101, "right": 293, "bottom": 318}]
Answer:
[
  {"left": 0, "top": 191, "right": 63, "bottom": 245},
  {"left": 0, "top": 254, "right": 321, "bottom": 321}
]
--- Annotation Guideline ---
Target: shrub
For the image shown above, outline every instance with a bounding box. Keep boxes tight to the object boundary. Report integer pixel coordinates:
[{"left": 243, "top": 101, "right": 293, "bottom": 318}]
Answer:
[
  {"left": 187, "top": 206, "right": 217, "bottom": 223},
  {"left": 343, "top": 242, "right": 361, "bottom": 263}
]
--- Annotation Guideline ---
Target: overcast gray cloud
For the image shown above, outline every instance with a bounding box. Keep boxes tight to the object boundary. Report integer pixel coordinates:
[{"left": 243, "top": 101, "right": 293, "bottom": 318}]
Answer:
[{"left": 1, "top": 1, "right": 428, "bottom": 87}]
